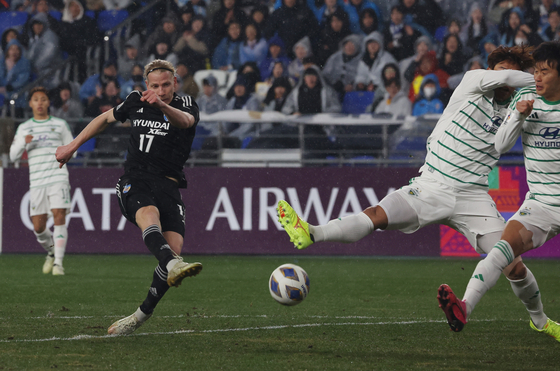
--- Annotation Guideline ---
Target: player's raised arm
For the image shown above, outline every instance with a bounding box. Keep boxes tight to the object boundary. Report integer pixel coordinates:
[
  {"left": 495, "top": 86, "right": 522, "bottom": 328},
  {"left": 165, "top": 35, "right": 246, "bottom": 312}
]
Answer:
[
  {"left": 55, "top": 108, "right": 117, "bottom": 167},
  {"left": 140, "top": 89, "right": 195, "bottom": 129},
  {"left": 495, "top": 99, "right": 534, "bottom": 155}
]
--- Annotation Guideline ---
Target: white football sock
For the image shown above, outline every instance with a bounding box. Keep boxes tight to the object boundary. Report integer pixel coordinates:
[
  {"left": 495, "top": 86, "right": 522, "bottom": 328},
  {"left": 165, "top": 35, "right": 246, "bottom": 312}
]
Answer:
[
  {"left": 310, "top": 213, "right": 374, "bottom": 243},
  {"left": 53, "top": 225, "right": 68, "bottom": 266},
  {"left": 134, "top": 307, "right": 151, "bottom": 322},
  {"left": 508, "top": 268, "right": 548, "bottom": 329},
  {"left": 463, "top": 240, "right": 514, "bottom": 317},
  {"left": 34, "top": 228, "right": 53, "bottom": 253}
]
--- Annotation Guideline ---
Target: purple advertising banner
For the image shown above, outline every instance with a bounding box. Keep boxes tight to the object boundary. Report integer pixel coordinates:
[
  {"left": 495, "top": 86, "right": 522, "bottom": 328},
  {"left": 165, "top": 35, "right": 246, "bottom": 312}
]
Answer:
[{"left": 2, "top": 167, "right": 440, "bottom": 256}]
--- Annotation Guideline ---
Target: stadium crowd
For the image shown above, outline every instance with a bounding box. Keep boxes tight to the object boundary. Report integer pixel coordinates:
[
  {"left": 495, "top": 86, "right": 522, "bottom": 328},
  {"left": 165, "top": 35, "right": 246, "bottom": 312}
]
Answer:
[{"left": 0, "top": 0, "right": 559, "bottom": 152}]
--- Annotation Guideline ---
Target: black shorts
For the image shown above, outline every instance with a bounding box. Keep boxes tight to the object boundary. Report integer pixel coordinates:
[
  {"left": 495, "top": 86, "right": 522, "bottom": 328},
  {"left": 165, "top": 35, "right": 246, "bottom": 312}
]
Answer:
[{"left": 116, "top": 172, "right": 186, "bottom": 236}]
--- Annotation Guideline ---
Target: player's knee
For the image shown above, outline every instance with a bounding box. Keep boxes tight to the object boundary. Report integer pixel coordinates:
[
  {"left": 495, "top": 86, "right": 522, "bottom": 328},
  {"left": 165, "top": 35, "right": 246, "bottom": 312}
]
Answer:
[
  {"left": 363, "top": 206, "right": 387, "bottom": 229},
  {"left": 504, "top": 260, "right": 527, "bottom": 281}
]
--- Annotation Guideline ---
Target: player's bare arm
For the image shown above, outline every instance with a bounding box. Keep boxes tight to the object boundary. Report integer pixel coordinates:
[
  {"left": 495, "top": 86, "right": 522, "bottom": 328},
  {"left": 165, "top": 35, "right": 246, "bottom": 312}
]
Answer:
[
  {"left": 55, "top": 109, "right": 116, "bottom": 167},
  {"left": 140, "top": 89, "right": 195, "bottom": 129}
]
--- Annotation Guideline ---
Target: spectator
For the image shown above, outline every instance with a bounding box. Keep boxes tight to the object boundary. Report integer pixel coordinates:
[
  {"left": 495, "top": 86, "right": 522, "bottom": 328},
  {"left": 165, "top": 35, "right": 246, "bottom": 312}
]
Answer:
[
  {"left": 26, "top": 12, "right": 61, "bottom": 87},
  {"left": 398, "top": 0, "right": 444, "bottom": 35},
  {"left": 322, "top": 34, "right": 362, "bottom": 97},
  {"left": 540, "top": 8, "right": 560, "bottom": 41},
  {"left": 212, "top": 21, "right": 243, "bottom": 70},
  {"left": 399, "top": 35, "right": 433, "bottom": 93},
  {"left": 174, "top": 15, "right": 211, "bottom": 72},
  {"left": 195, "top": 74, "right": 228, "bottom": 149},
  {"left": 175, "top": 63, "right": 199, "bottom": 98},
  {"left": 0, "top": 39, "right": 31, "bottom": 114},
  {"left": 412, "top": 73, "right": 444, "bottom": 116},
  {"left": 147, "top": 38, "right": 179, "bottom": 66},
  {"left": 282, "top": 67, "right": 341, "bottom": 154},
  {"left": 460, "top": 3, "right": 491, "bottom": 55},
  {"left": 211, "top": 0, "right": 249, "bottom": 50},
  {"left": 118, "top": 35, "right": 145, "bottom": 81},
  {"left": 178, "top": 3, "right": 195, "bottom": 30},
  {"left": 50, "top": 81, "right": 84, "bottom": 120},
  {"left": 383, "top": 5, "right": 421, "bottom": 61},
  {"left": 225, "top": 61, "right": 261, "bottom": 99},
  {"left": 259, "top": 36, "right": 291, "bottom": 81},
  {"left": 20, "top": 0, "right": 62, "bottom": 46},
  {"left": 316, "top": 8, "right": 352, "bottom": 68},
  {"left": 445, "top": 18, "right": 462, "bottom": 38},
  {"left": 288, "top": 36, "right": 313, "bottom": 83},
  {"left": 223, "top": 74, "right": 261, "bottom": 145},
  {"left": 246, "top": 76, "right": 298, "bottom": 149},
  {"left": 103, "top": 0, "right": 132, "bottom": 10},
  {"left": 405, "top": 50, "right": 449, "bottom": 102},
  {"left": 250, "top": 4, "right": 269, "bottom": 35},
  {"left": 120, "top": 64, "right": 146, "bottom": 100},
  {"left": 359, "top": 7, "right": 380, "bottom": 35},
  {"left": 373, "top": 77, "right": 412, "bottom": 116},
  {"left": 499, "top": 7, "right": 543, "bottom": 47},
  {"left": 264, "top": 61, "right": 294, "bottom": 86},
  {"left": 240, "top": 23, "right": 268, "bottom": 66},
  {"left": 478, "top": 32, "right": 500, "bottom": 62},
  {"left": 79, "top": 60, "right": 125, "bottom": 105},
  {"left": 354, "top": 31, "right": 397, "bottom": 92},
  {"left": 313, "top": 0, "right": 347, "bottom": 28},
  {"left": 438, "top": 34, "right": 467, "bottom": 76},
  {"left": 495, "top": 0, "right": 539, "bottom": 33},
  {"left": 84, "top": 79, "right": 122, "bottom": 117},
  {"left": 264, "top": 0, "right": 320, "bottom": 59},
  {"left": 344, "top": 0, "right": 382, "bottom": 35},
  {"left": 186, "top": 0, "right": 207, "bottom": 17},
  {"left": 144, "top": 14, "right": 181, "bottom": 56},
  {"left": 537, "top": 0, "right": 557, "bottom": 29},
  {"left": 1, "top": 29, "right": 20, "bottom": 61},
  {"left": 60, "top": 0, "right": 100, "bottom": 83}
]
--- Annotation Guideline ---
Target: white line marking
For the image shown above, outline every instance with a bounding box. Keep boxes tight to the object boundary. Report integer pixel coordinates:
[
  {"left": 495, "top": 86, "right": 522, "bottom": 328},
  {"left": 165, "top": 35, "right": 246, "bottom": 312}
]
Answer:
[{"left": 0, "top": 318, "right": 522, "bottom": 343}]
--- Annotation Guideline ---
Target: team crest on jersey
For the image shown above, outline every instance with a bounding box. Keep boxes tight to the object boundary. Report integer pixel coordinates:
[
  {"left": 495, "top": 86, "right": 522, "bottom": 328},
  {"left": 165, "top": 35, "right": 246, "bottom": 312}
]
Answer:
[
  {"left": 123, "top": 184, "right": 131, "bottom": 193},
  {"left": 519, "top": 208, "right": 531, "bottom": 216},
  {"left": 408, "top": 188, "right": 420, "bottom": 197}
]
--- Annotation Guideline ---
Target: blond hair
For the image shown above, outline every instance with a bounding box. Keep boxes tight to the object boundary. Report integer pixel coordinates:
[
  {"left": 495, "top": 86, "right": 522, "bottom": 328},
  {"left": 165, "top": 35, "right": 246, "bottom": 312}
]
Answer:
[{"left": 143, "top": 59, "right": 176, "bottom": 81}]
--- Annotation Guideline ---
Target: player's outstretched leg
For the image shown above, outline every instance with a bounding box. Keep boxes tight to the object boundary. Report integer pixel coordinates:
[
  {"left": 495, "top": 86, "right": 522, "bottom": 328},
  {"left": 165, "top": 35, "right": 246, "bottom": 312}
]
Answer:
[
  {"left": 277, "top": 200, "right": 313, "bottom": 250},
  {"left": 437, "top": 284, "right": 467, "bottom": 332},
  {"left": 530, "top": 318, "right": 560, "bottom": 343},
  {"left": 108, "top": 308, "right": 152, "bottom": 336}
]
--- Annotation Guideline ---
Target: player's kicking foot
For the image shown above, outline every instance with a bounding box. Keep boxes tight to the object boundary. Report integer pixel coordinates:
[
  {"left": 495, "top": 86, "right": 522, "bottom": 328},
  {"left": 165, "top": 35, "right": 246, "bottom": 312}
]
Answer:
[
  {"left": 277, "top": 200, "right": 313, "bottom": 250},
  {"left": 52, "top": 264, "right": 65, "bottom": 276},
  {"left": 108, "top": 312, "right": 152, "bottom": 335},
  {"left": 530, "top": 318, "right": 560, "bottom": 343},
  {"left": 43, "top": 253, "right": 54, "bottom": 274},
  {"left": 167, "top": 260, "right": 203, "bottom": 287},
  {"left": 437, "top": 284, "right": 467, "bottom": 332}
]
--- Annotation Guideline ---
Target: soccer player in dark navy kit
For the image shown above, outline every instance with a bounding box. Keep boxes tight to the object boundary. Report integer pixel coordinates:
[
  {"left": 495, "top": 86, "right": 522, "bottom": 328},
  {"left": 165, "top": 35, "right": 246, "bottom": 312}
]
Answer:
[{"left": 56, "top": 59, "right": 202, "bottom": 335}]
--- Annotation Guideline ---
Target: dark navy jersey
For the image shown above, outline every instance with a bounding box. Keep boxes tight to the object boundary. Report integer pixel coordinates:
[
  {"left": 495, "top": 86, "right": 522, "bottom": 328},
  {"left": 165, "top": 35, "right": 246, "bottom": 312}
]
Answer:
[{"left": 113, "top": 91, "right": 199, "bottom": 188}]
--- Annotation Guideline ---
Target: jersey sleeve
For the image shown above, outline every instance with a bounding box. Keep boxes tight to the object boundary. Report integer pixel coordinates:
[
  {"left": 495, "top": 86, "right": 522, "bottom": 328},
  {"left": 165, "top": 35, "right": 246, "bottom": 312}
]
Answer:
[
  {"left": 9, "top": 124, "right": 26, "bottom": 162},
  {"left": 113, "top": 90, "right": 142, "bottom": 123},
  {"left": 174, "top": 95, "right": 200, "bottom": 125},
  {"left": 465, "top": 69, "right": 535, "bottom": 94},
  {"left": 495, "top": 89, "right": 536, "bottom": 154}
]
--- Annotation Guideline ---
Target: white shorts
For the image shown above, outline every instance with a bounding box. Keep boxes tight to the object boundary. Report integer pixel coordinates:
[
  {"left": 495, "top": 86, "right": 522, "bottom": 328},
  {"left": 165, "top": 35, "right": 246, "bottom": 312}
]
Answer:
[
  {"left": 380, "top": 176, "right": 506, "bottom": 253},
  {"left": 29, "top": 182, "right": 71, "bottom": 217},
  {"left": 508, "top": 198, "right": 560, "bottom": 249}
]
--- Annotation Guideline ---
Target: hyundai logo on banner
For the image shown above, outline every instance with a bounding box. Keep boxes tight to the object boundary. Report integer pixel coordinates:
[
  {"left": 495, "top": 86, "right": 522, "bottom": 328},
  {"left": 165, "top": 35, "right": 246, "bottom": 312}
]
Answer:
[{"left": 539, "top": 127, "right": 560, "bottom": 139}]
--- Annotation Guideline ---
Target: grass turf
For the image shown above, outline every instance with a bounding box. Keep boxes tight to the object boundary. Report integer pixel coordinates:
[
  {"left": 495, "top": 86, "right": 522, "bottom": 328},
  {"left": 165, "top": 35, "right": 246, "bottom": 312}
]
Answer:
[{"left": 1, "top": 254, "right": 559, "bottom": 370}]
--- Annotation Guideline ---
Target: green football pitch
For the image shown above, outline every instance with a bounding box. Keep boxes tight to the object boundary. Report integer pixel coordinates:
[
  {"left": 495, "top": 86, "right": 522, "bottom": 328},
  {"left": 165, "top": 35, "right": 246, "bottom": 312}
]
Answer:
[{"left": 1, "top": 254, "right": 559, "bottom": 370}]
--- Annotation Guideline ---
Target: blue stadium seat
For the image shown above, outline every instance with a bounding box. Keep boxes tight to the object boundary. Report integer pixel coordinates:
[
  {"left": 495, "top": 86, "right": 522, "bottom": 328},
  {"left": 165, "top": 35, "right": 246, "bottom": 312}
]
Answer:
[
  {"left": 49, "top": 10, "right": 62, "bottom": 21},
  {"left": 434, "top": 26, "right": 447, "bottom": 43},
  {"left": 97, "top": 10, "right": 128, "bottom": 33},
  {"left": 0, "top": 11, "right": 28, "bottom": 35},
  {"left": 77, "top": 137, "right": 96, "bottom": 154},
  {"left": 85, "top": 10, "right": 96, "bottom": 19},
  {"left": 342, "top": 91, "right": 374, "bottom": 114}
]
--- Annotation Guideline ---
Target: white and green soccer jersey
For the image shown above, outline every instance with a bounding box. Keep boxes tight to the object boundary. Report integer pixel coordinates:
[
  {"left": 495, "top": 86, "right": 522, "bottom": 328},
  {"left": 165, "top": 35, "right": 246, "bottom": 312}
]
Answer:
[
  {"left": 505, "top": 88, "right": 560, "bottom": 207},
  {"left": 9, "top": 116, "right": 74, "bottom": 189},
  {"left": 419, "top": 69, "right": 534, "bottom": 190}
]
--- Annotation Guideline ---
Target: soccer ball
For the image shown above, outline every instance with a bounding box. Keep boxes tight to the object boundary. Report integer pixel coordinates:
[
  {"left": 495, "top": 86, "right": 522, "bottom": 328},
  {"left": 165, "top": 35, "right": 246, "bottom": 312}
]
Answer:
[{"left": 269, "top": 264, "right": 310, "bottom": 306}]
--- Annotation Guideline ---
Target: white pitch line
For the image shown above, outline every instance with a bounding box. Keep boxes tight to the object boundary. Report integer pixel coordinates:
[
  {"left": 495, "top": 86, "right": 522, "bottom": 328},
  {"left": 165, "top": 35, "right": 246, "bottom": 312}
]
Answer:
[{"left": 0, "top": 318, "right": 520, "bottom": 344}]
